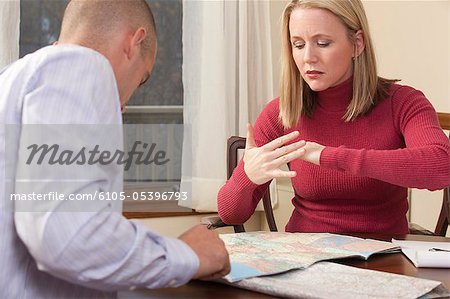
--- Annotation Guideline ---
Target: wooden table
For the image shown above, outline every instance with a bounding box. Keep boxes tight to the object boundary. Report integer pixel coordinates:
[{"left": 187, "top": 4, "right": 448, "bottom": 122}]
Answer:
[{"left": 123, "top": 234, "right": 450, "bottom": 299}]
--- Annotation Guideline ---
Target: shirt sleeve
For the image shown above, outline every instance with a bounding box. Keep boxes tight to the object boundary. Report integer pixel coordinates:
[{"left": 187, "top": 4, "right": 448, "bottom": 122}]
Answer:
[
  {"left": 320, "top": 86, "right": 450, "bottom": 190},
  {"left": 27, "top": 211, "right": 199, "bottom": 290},
  {"left": 13, "top": 45, "right": 199, "bottom": 291}
]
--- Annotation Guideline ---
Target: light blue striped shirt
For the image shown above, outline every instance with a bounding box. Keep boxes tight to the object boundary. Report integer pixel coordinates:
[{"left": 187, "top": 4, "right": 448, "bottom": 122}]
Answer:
[{"left": 0, "top": 45, "right": 199, "bottom": 298}]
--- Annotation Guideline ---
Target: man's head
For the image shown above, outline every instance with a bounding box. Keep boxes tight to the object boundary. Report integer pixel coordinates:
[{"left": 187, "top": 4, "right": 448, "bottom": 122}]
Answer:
[{"left": 59, "top": 0, "right": 157, "bottom": 109}]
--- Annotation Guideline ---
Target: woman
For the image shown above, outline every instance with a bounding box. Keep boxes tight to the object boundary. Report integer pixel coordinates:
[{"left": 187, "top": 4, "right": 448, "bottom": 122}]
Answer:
[{"left": 217, "top": 0, "right": 449, "bottom": 234}]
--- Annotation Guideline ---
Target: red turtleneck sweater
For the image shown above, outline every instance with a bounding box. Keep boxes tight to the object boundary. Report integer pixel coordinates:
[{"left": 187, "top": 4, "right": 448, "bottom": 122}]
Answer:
[{"left": 217, "top": 78, "right": 450, "bottom": 234}]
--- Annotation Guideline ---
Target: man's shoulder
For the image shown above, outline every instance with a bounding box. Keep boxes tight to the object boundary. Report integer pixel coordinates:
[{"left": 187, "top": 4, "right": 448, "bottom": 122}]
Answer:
[
  {"left": 29, "top": 45, "right": 112, "bottom": 73},
  {"left": 21, "top": 44, "right": 117, "bottom": 100},
  {"left": 4, "top": 45, "right": 121, "bottom": 124},
  {"left": 1, "top": 45, "right": 113, "bottom": 87}
]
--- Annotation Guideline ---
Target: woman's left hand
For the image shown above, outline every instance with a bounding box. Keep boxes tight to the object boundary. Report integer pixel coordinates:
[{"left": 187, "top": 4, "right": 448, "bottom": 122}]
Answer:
[{"left": 299, "top": 141, "right": 325, "bottom": 165}]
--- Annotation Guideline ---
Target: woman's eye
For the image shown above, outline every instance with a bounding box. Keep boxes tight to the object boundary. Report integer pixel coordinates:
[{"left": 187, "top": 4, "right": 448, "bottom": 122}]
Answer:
[
  {"left": 317, "top": 41, "right": 330, "bottom": 47},
  {"left": 294, "top": 43, "right": 305, "bottom": 50}
]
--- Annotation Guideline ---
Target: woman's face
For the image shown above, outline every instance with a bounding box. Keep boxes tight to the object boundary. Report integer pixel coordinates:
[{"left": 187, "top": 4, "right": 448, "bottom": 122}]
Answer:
[{"left": 289, "top": 7, "right": 358, "bottom": 91}]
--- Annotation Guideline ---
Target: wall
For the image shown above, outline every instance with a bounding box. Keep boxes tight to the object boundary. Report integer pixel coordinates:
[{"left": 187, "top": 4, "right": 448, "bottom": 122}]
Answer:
[{"left": 364, "top": 1, "right": 449, "bottom": 234}]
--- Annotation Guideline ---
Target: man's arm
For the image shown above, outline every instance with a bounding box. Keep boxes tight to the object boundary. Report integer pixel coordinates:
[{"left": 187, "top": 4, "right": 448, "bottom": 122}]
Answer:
[
  {"left": 13, "top": 46, "right": 227, "bottom": 291},
  {"left": 16, "top": 210, "right": 199, "bottom": 290}
]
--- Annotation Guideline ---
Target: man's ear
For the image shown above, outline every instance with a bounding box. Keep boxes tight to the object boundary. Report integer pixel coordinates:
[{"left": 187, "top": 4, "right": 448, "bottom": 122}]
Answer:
[
  {"left": 354, "top": 30, "right": 365, "bottom": 58},
  {"left": 126, "top": 27, "right": 147, "bottom": 60}
]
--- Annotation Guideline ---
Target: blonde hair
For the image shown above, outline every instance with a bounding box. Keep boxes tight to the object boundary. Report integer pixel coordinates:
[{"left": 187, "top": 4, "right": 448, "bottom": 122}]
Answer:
[{"left": 280, "top": 0, "right": 397, "bottom": 128}]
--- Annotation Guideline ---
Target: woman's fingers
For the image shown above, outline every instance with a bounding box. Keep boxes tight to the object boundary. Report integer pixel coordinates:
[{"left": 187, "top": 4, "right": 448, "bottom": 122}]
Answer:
[
  {"left": 268, "top": 140, "right": 306, "bottom": 160},
  {"left": 244, "top": 129, "right": 310, "bottom": 184},
  {"left": 262, "top": 131, "right": 300, "bottom": 151},
  {"left": 269, "top": 169, "right": 297, "bottom": 178},
  {"left": 269, "top": 147, "right": 306, "bottom": 169},
  {"left": 245, "top": 123, "right": 257, "bottom": 150}
]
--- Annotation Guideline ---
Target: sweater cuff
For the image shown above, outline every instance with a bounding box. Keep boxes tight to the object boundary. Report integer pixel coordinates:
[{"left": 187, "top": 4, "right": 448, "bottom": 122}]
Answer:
[
  {"left": 320, "top": 146, "right": 342, "bottom": 170},
  {"left": 157, "top": 237, "right": 199, "bottom": 288}
]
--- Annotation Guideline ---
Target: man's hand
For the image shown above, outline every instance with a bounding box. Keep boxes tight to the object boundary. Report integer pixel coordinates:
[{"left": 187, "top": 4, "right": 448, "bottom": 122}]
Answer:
[{"left": 179, "top": 225, "right": 230, "bottom": 280}]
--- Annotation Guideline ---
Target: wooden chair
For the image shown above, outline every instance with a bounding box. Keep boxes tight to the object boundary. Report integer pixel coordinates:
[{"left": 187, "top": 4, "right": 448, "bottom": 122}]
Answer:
[
  {"left": 226, "top": 136, "right": 278, "bottom": 232},
  {"left": 202, "top": 136, "right": 278, "bottom": 232},
  {"left": 409, "top": 112, "right": 450, "bottom": 236}
]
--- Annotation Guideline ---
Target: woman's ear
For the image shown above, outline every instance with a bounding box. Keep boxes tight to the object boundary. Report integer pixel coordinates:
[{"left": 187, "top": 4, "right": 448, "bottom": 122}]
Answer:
[{"left": 354, "top": 30, "right": 365, "bottom": 58}]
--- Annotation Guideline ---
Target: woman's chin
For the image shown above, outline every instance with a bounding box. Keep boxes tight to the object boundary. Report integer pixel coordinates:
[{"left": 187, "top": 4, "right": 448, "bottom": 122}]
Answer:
[
  {"left": 306, "top": 82, "right": 328, "bottom": 92},
  {"left": 303, "top": 78, "right": 328, "bottom": 92}
]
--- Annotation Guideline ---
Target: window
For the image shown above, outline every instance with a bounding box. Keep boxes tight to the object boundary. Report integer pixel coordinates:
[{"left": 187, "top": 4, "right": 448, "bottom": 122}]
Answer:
[{"left": 20, "top": 0, "right": 190, "bottom": 216}]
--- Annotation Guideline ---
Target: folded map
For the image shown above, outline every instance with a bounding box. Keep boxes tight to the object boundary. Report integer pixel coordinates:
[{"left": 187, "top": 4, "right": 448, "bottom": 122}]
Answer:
[{"left": 220, "top": 232, "right": 399, "bottom": 282}]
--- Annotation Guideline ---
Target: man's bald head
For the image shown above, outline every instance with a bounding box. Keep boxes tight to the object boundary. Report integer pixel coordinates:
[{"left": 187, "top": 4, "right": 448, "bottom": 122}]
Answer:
[{"left": 60, "top": 0, "right": 157, "bottom": 59}]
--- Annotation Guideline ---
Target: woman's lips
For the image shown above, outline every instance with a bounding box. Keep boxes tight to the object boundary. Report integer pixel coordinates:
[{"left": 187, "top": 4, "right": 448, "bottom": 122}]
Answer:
[{"left": 305, "top": 70, "right": 324, "bottom": 79}]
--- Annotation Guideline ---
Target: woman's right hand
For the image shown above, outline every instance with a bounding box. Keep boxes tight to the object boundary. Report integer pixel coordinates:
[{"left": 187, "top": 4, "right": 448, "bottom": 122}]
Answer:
[{"left": 243, "top": 124, "right": 306, "bottom": 185}]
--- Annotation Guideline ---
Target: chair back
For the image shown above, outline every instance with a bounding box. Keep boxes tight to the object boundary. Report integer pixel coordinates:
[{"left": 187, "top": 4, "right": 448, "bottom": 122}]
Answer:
[
  {"left": 434, "top": 185, "right": 449, "bottom": 236},
  {"left": 227, "top": 136, "right": 278, "bottom": 233},
  {"left": 434, "top": 112, "right": 450, "bottom": 236}
]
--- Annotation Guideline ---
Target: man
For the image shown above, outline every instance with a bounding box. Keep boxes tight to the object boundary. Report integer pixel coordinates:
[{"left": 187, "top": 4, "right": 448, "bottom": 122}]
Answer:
[{"left": 0, "top": 1, "right": 230, "bottom": 298}]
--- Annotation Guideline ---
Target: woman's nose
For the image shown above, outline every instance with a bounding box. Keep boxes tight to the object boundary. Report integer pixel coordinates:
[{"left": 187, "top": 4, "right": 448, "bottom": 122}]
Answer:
[{"left": 303, "top": 45, "right": 317, "bottom": 64}]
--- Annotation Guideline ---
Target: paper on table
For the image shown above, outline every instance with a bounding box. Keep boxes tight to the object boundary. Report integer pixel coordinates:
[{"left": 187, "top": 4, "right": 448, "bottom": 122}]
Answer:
[{"left": 392, "top": 239, "right": 450, "bottom": 268}]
